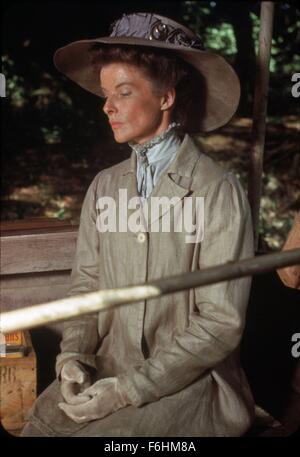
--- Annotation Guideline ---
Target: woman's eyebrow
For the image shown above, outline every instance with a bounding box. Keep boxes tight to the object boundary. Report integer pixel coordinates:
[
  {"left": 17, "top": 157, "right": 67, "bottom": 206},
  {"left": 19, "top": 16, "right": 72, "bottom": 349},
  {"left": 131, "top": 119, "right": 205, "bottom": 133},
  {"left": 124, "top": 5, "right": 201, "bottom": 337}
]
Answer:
[{"left": 100, "top": 82, "right": 134, "bottom": 92}]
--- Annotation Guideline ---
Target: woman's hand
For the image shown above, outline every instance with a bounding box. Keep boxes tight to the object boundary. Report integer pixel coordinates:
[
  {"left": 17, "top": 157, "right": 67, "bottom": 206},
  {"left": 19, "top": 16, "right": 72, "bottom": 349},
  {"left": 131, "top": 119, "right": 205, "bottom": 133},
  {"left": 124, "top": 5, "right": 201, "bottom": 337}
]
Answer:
[
  {"left": 60, "top": 360, "right": 92, "bottom": 405},
  {"left": 58, "top": 377, "right": 129, "bottom": 423}
]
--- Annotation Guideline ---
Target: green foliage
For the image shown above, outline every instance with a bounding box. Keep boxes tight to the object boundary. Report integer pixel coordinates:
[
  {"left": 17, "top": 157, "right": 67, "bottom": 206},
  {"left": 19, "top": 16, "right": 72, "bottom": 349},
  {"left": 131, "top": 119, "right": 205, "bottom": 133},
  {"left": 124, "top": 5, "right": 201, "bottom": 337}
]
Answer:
[
  {"left": 183, "top": 1, "right": 238, "bottom": 56},
  {"left": 1, "top": 53, "right": 98, "bottom": 153},
  {"left": 2, "top": 55, "right": 26, "bottom": 107},
  {"left": 250, "top": 12, "right": 300, "bottom": 75},
  {"left": 183, "top": 1, "right": 300, "bottom": 76},
  {"left": 204, "top": 22, "right": 237, "bottom": 55}
]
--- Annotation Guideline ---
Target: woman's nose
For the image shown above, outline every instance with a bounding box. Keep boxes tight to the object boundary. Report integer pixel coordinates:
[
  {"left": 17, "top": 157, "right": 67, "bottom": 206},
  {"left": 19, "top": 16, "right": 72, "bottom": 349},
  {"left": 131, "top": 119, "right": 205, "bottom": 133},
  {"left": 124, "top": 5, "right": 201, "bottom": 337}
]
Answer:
[{"left": 103, "top": 97, "right": 117, "bottom": 115}]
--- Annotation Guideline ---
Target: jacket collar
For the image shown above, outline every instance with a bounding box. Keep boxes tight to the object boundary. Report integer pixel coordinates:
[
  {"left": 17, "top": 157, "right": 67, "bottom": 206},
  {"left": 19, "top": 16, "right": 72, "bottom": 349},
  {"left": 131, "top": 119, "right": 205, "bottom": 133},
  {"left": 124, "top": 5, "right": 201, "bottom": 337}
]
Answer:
[{"left": 122, "top": 133, "right": 201, "bottom": 179}]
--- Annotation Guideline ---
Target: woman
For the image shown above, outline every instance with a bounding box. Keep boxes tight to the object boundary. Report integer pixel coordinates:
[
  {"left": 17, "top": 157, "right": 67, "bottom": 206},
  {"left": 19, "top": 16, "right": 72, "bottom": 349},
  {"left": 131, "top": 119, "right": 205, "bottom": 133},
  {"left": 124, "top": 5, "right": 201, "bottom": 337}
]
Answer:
[{"left": 22, "top": 12, "right": 255, "bottom": 437}]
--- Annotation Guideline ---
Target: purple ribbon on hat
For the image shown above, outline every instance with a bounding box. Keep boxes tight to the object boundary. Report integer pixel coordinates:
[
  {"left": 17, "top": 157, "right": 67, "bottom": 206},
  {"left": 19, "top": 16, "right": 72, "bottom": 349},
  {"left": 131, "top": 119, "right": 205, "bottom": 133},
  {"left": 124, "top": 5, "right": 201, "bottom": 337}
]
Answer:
[{"left": 109, "top": 12, "right": 204, "bottom": 50}]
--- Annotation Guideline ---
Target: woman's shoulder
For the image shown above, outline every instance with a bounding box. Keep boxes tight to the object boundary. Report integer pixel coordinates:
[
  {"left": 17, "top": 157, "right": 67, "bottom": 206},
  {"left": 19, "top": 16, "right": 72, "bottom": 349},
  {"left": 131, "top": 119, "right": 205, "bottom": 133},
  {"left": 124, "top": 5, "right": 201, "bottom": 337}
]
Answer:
[
  {"left": 189, "top": 135, "right": 240, "bottom": 194},
  {"left": 88, "top": 156, "right": 132, "bottom": 190}
]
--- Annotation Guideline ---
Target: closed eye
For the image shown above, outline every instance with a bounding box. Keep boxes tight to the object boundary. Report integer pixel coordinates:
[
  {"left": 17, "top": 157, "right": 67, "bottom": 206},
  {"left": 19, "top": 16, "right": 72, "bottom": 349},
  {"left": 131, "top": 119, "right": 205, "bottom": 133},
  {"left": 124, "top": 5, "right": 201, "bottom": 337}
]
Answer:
[{"left": 100, "top": 92, "right": 131, "bottom": 100}]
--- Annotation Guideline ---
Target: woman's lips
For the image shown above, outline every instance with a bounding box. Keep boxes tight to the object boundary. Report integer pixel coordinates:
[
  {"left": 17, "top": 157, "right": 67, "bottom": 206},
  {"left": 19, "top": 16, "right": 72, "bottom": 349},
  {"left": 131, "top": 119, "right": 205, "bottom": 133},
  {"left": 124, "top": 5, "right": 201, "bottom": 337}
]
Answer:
[{"left": 110, "top": 122, "right": 123, "bottom": 129}]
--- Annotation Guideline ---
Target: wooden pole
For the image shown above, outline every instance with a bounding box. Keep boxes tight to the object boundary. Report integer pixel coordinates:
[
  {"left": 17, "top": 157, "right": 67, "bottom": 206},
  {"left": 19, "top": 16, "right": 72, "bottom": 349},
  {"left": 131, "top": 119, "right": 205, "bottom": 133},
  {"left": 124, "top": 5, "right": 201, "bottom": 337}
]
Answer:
[
  {"left": 1, "top": 248, "right": 299, "bottom": 333},
  {"left": 248, "top": 2, "right": 275, "bottom": 249}
]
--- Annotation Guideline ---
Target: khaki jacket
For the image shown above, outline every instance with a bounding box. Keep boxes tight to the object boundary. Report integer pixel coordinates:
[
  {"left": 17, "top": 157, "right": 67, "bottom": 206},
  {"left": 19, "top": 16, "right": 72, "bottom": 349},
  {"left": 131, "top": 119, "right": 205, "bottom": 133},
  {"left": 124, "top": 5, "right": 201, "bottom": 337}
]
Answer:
[{"left": 27, "top": 134, "right": 255, "bottom": 437}]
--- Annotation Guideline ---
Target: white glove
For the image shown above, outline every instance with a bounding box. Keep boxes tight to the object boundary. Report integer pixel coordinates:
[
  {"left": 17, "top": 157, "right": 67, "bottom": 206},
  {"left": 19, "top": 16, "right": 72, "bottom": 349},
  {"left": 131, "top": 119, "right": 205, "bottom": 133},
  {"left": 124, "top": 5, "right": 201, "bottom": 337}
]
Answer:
[
  {"left": 60, "top": 360, "right": 92, "bottom": 405},
  {"left": 58, "top": 377, "right": 129, "bottom": 423}
]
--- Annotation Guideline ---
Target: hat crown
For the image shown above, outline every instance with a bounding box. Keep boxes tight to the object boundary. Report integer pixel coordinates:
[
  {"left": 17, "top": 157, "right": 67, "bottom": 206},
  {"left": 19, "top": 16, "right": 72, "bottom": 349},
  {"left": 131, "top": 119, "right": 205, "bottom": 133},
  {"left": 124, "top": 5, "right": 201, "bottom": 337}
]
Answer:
[{"left": 109, "top": 12, "right": 204, "bottom": 50}]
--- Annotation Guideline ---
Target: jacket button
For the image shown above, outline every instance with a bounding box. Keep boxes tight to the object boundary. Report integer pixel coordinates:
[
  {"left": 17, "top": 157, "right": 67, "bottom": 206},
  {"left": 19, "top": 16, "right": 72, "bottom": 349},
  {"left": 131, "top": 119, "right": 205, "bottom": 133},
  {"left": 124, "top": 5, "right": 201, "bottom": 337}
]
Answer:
[{"left": 137, "top": 232, "right": 146, "bottom": 243}]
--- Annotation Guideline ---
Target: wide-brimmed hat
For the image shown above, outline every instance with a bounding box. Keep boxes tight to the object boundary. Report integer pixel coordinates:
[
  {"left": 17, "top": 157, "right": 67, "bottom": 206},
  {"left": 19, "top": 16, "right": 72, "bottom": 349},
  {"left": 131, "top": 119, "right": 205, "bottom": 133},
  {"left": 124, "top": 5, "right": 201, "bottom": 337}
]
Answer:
[{"left": 54, "top": 12, "right": 240, "bottom": 132}]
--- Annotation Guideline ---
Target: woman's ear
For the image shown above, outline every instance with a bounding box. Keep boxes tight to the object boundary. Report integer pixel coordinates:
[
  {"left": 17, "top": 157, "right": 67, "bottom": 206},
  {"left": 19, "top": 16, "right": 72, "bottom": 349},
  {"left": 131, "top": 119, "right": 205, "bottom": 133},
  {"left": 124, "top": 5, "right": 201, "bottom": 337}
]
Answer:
[{"left": 161, "top": 88, "right": 176, "bottom": 111}]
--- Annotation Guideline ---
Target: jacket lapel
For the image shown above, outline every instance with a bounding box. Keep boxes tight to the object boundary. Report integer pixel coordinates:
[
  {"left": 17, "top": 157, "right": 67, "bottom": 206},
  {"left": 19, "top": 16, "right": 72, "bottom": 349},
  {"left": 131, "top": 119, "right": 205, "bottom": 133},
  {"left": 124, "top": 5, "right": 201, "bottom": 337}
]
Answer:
[
  {"left": 146, "top": 134, "right": 201, "bottom": 228},
  {"left": 115, "top": 134, "right": 202, "bottom": 232}
]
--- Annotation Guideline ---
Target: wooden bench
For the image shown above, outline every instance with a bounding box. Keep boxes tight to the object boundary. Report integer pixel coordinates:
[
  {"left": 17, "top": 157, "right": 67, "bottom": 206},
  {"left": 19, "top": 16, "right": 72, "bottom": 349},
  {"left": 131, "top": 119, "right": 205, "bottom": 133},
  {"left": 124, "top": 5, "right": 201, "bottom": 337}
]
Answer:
[{"left": 1, "top": 218, "right": 78, "bottom": 314}]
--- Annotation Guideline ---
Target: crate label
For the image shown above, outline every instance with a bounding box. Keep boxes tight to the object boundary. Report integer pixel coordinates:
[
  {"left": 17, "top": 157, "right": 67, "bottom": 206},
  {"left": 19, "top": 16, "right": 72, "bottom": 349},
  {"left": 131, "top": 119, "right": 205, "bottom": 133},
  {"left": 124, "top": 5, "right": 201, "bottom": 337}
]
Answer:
[
  {"left": 5, "top": 332, "right": 23, "bottom": 345},
  {"left": 0, "top": 366, "right": 17, "bottom": 384}
]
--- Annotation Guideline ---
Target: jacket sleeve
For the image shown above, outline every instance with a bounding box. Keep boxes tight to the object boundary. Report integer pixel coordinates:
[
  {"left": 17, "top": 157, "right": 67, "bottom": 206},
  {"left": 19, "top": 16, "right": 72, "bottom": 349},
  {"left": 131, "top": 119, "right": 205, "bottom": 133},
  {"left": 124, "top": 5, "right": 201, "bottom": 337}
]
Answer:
[
  {"left": 55, "top": 176, "right": 101, "bottom": 378},
  {"left": 118, "top": 174, "right": 254, "bottom": 406},
  {"left": 277, "top": 211, "right": 300, "bottom": 290}
]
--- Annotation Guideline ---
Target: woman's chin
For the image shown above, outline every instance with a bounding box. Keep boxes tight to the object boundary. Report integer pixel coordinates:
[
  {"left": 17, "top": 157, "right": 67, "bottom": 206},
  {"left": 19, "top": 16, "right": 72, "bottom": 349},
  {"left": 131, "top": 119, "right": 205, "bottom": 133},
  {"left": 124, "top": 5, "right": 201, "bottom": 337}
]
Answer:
[{"left": 113, "top": 131, "right": 133, "bottom": 144}]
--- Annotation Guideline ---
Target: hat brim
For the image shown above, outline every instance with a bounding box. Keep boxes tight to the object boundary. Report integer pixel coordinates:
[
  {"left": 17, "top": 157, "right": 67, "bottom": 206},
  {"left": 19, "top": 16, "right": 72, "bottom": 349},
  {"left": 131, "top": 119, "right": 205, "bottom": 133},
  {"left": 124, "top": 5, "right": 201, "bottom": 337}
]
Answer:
[{"left": 54, "top": 36, "right": 240, "bottom": 132}]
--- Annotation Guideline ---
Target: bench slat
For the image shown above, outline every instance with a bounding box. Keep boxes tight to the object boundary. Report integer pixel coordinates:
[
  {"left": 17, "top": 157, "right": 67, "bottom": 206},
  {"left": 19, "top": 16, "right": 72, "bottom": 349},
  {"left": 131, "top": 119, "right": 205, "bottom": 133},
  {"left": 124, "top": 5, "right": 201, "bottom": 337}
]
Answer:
[{"left": 1, "top": 231, "right": 77, "bottom": 275}]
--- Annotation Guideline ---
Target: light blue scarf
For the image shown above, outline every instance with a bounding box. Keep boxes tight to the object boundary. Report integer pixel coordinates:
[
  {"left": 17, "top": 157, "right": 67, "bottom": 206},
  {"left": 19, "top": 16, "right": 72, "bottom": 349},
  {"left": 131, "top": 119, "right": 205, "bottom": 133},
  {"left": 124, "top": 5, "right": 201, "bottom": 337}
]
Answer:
[{"left": 128, "top": 123, "right": 182, "bottom": 203}]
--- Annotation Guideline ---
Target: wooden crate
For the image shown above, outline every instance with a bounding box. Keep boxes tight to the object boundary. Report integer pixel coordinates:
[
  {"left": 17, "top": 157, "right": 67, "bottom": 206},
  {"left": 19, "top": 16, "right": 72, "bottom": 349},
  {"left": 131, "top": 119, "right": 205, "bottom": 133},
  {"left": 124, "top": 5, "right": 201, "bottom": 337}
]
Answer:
[{"left": 0, "top": 331, "right": 37, "bottom": 435}]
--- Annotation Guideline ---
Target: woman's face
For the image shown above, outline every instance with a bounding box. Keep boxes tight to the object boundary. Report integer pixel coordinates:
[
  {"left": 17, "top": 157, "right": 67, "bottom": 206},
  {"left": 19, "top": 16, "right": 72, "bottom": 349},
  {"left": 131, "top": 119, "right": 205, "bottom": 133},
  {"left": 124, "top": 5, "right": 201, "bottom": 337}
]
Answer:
[{"left": 100, "top": 62, "right": 174, "bottom": 144}]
